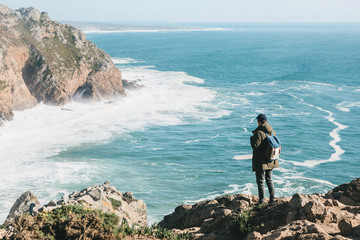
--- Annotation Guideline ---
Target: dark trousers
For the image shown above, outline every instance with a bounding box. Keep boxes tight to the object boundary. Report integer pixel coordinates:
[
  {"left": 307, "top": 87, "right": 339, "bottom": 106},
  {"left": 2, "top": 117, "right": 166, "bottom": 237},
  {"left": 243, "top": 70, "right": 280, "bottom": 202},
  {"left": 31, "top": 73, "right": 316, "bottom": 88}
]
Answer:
[{"left": 255, "top": 170, "right": 275, "bottom": 202}]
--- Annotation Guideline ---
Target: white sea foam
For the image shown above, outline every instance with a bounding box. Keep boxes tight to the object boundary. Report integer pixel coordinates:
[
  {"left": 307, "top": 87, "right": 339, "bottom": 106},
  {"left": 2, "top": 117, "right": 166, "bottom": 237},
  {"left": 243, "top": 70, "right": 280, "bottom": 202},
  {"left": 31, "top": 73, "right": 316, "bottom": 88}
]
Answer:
[
  {"left": 112, "top": 57, "right": 143, "bottom": 64},
  {"left": 335, "top": 101, "right": 360, "bottom": 112},
  {"left": 282, "top": 176, "right": 335, "bottom": 186},
  {"left": 0, "top": 64, "right": 230, "bottom": 222},
  {"left": 233, "top": 155, "right": 252, "bottom": 160},
  {"left": 287, "top": 92, "right": 348, "bottom": 167},
  {"left": 270, "top": 112, "right": 311, "bottom": 117},
  {"left": 183, "top": 135, "right": 219, "bottom": 144},
  {"left": 84, "top": 28, "right": 233, "bottom": 34},
  {"left": 184, "top": 183, "right": 255, "bottom": 204},
  {"left": 248, "top": 81, "right": 278, "bottom": 86},
  {"left": 243, "top": 92, "right": 266, "bottom": 96}
]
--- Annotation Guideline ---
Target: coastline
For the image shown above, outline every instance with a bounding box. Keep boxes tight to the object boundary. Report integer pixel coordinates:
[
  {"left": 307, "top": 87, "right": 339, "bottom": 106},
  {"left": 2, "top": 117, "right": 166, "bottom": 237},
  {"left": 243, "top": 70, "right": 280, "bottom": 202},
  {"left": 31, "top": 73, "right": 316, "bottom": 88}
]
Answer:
[{"left": 1, "top": 178, "right": 359, "bottom": 239}]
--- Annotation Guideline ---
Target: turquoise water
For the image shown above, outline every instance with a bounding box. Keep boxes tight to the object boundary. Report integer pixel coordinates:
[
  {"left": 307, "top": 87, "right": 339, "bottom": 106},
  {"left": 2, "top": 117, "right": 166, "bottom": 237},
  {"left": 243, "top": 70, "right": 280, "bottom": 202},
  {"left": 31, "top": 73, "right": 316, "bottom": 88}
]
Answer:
[{"left": 1, "top": 24, "right": 359, "bottom": 223}]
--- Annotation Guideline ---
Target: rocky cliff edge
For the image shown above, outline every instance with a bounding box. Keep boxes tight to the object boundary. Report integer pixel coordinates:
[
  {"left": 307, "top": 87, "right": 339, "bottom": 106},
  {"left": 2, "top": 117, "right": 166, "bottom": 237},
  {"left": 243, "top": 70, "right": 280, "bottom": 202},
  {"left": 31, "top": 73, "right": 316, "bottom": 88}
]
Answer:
[
  {"left": 0, "top": 5, "right": 124, "bottom": 125},
  {"left": 159, "top": 178, "right": 360, "bottom": 240}
]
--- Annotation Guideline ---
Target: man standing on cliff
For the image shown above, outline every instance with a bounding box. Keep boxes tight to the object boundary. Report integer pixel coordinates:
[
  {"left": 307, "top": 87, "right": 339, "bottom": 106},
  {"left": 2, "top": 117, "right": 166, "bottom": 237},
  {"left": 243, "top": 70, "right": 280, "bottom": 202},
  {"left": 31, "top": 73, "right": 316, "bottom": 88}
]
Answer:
[{"left": 250, "top": 114, "right": 279, "bottom": 204}]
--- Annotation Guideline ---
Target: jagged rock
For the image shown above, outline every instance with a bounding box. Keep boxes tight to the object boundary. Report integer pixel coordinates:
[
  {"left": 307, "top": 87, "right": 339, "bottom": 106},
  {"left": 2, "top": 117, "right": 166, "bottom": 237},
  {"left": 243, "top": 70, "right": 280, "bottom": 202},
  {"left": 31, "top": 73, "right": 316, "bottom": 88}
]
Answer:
[
  {"left": 261, "top": 220, "right": 332, "bottom": 240},
  {"left": 160, "top": 178, "right": 360, "bottom": 240},
  {"left": 160, "top": 194, "right": 257, "bottom": 239},
  {"left": 47, "top": 181, "right": 146, "bottom": 226},
  {"left": 3, "top": 191, "right": 40, "bottom": 226},
  {"left": 338, "top": 219, "right": 353, "bottom": 236},
  {"left": 87, "top": 188, "right": 102, "bottom": 201},
  {"left": 326, "top": 178, "right": 360, "bottom": 206},
  {"left": 0, "top": 4, "right": 124, "bottom": 124},
  {"left": 303, "top": 199, "right": 326, "bottom": 221},
  {"left": 122, "top": 79, "right": 143, "bottom": 90},
  {"left": 47, "top": 200, "right": 57, "bottom": 207},
  {"left": 246, "top": 231, "right": 262, "bottom": 240},
  {"left": 4, "top": 181, "right": 147, "bottom": 228}
]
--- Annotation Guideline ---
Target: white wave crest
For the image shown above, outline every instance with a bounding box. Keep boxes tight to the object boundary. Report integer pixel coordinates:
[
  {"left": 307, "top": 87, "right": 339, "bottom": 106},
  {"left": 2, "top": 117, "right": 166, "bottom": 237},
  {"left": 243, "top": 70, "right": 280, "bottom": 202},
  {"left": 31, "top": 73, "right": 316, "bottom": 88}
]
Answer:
[
  {"left": 243, "top": 92, "right": 266, "bottom": 96},
  {"left": 0, "top": 65, "right": 230, "bottom": 222},
  {"left": 183, "top": 135, "right": 219, "bottom": 144},
  {"left": 233, "top": 155, "right": 252, "bottom": 160},
  {"left": 184, "top": 183, "right": 255, "bottom": 204},
  {"left": 335, "top": 101, "right": 360, "bottom": 112},
  {"left": 84, "top": 28, "right": 234, "bottom": 34},
  {"left": 287, "top": 93, "right": 348, "bottom": 167},
  {"left": 112, "top": 57, "right": 143, "bottom": 64}
]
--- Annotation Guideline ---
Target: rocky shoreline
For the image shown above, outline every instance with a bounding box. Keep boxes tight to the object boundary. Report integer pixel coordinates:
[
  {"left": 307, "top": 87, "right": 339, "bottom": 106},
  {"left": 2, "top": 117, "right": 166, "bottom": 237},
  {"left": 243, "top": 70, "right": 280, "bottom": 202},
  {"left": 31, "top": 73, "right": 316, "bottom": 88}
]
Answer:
[{"left": 0, "top": 178, "right": 359, "bottom": 239}]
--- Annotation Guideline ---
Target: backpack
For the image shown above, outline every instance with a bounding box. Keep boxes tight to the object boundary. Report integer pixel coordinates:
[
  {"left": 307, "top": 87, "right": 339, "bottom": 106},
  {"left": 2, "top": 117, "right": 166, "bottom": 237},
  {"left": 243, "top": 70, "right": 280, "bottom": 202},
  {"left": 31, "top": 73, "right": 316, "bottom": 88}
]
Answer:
[{"left": 265, "top": 133, "right": 281, "bottom": 161}]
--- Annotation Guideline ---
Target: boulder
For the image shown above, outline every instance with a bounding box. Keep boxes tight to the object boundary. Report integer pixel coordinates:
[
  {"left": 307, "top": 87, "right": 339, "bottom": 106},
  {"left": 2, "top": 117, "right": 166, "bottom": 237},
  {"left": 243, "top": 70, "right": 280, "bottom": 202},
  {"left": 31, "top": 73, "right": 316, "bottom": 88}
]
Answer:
[
  {"left": 326, "top": 178, "right": 360, "bottom": 206},
  {"left": 3, "top": 191, "right": 40, "bottom": 226},
  {"left": 160, "top": 193, "right": 254, "bottom": 231},
  {"left": 338, "top": 219, "right": 353, "bottom": 236},
  {"left": 246, "top": 231, "right": 263, "bottom": 240},
  {"left": 261, "top": 220, "right": 332, "bottom": 240}
]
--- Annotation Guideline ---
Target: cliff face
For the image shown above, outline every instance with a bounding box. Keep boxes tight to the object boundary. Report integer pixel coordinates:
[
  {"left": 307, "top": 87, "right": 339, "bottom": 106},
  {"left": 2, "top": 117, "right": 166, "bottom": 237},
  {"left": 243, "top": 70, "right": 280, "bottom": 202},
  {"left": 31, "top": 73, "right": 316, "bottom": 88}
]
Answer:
[{"left": 0, "top": 5, "right": 123, "bottom": 124}]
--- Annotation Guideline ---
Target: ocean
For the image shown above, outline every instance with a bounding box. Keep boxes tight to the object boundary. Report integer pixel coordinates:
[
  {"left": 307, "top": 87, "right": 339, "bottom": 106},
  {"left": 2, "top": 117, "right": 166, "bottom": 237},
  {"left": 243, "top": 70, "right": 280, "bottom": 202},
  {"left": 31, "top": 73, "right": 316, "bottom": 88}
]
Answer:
[{"left": 1, "top": 23, "right": 359, "bottom": 223}]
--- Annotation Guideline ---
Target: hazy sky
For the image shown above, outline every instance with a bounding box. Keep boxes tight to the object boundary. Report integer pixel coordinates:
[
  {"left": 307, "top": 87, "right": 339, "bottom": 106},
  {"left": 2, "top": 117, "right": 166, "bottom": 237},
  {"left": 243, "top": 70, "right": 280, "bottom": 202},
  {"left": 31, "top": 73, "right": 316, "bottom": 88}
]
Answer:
[{"left": 1, "top": 0, "right": 360, "bottom": 23}]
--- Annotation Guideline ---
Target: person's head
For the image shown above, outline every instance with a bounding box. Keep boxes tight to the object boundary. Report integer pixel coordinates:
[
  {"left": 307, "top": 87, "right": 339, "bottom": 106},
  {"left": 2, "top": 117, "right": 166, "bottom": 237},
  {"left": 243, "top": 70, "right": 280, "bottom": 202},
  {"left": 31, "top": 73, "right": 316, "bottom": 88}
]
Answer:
[{"left": 256, "top": 114, "right": 267, "bottom": 125}]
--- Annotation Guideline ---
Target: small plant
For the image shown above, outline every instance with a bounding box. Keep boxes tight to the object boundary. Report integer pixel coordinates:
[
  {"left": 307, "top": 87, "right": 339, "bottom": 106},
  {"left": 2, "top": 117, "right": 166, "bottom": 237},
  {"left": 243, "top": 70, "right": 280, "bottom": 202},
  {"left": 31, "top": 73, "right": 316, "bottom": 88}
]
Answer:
[
  {"left": 109, "top": 198, "right": 122, "bottom": 209},
  {"left": 232, "top": 207, "right": 258, "bottom": 238}
]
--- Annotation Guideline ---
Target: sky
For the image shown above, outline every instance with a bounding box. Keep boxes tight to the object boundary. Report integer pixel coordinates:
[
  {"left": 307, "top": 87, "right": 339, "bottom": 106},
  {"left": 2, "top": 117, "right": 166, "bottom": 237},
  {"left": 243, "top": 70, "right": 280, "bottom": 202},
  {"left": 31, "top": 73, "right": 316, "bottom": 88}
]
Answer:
[{"left": 1, "top": 0, "right": 360, "bottom": 23}]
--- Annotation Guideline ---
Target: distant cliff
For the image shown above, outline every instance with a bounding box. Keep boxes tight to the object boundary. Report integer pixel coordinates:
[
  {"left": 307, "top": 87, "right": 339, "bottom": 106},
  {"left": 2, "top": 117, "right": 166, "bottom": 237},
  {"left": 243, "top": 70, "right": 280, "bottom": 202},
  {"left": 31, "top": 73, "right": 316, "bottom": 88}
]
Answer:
[{"left": 0, "top": 5, "right": 123, "bottom": 125}]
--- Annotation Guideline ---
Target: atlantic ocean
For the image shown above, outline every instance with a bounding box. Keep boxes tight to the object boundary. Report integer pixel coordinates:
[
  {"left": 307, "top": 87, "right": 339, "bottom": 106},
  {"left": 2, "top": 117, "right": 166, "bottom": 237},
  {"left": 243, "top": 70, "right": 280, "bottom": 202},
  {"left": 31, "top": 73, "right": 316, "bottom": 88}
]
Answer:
[{"left": 0, "top": 23, "right": 359, "bottom": 223}]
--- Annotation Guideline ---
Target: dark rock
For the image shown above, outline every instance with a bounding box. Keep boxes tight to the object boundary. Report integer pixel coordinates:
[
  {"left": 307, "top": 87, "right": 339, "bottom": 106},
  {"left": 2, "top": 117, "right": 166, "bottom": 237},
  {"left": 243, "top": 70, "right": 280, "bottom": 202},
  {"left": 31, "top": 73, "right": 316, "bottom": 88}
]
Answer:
[
  {"left": 326, "top": 178, "right": 360, "bottom": 205},
  {"left": 3, "top": 191, "right": 40, "bottom": 226},
  {"left": 338, "top": 218, "right": 353, "bottom": 236},
  {"left": 88, "top": 188, "right": 102, "bottom": 201},
  {"left": 47, "top": 200, "right": 57, "bottom": 207},
  {"left": 122, "top": 79, "right": 143, "bottom": 90},
  {"left": 123, "top": 191, "right": 135, "bottom": 203}
]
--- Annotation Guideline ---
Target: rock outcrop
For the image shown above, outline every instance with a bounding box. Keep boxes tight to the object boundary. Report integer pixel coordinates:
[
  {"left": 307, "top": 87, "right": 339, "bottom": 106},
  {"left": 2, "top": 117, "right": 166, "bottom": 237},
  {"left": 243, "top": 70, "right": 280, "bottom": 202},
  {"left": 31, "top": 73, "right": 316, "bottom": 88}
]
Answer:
[
  {"left": 160, "top": 194, "right": 259, "bottom": 239},
  {"left": 0, "top": 5, "right": 123, "bottom": 125},
  {"left": 160, "top": 178, "right": 360, "bottom": 240},
  {"left": 3, "top": 191, "right": 40, "bottom": 226},
  {"left": 3, "top": 181, "right": 147, "bottom": 227}
]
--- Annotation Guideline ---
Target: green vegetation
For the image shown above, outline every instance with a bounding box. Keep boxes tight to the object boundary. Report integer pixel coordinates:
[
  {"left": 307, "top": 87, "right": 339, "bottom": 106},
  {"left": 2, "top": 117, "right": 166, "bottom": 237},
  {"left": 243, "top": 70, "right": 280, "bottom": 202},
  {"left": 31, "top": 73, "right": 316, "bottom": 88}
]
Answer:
[
  {"left": 7, "top": 205, "right": 189, "bottom": 240},
  {"left": 151, "top": 224, "right": 189, "bottom": 240},
  {"left": 232, "top": 203, "right": 267, "bottom": 238},
  {"left": 109, "top": 198, "right": 122, "bottom": 209},
  {"left": 232, "top": 208, "right": 253, "bottom": 238}
]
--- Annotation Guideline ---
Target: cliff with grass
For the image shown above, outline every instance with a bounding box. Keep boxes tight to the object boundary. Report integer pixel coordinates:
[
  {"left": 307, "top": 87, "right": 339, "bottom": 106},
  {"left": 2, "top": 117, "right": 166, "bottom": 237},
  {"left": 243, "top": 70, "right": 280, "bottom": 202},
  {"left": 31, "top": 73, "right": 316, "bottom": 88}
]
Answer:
[{"left": 0, "top": 5, "right": 123, "bottom": 125}]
